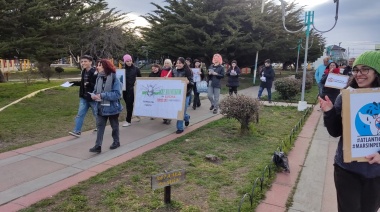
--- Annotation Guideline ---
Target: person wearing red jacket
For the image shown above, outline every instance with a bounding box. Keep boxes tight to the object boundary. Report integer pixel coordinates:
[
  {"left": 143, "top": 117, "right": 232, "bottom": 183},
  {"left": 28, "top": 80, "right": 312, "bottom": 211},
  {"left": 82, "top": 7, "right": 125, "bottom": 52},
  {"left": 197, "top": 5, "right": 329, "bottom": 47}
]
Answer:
[{"left": 320, "top": 62, "right": 342, "bottom": 104}]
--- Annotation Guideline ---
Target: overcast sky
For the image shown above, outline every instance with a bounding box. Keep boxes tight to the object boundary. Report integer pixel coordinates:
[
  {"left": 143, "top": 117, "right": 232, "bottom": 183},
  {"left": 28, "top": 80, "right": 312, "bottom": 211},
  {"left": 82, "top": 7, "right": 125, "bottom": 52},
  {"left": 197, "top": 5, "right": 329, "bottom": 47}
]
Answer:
[{"left": 107, "top": 0, "right": 380, "bottom": 58}]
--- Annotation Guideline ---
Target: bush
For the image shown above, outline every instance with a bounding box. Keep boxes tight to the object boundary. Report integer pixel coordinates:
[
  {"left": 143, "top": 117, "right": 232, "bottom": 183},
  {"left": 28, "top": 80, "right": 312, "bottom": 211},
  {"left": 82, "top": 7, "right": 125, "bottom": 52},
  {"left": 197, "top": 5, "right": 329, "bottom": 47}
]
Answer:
[
  {"left": 55, "top": 67, "right": 64, "bottom": 79},
  {"left": 219, "top": 95, "right": 260, "bottom": 134},
  {"left": 294, "top": 72, "right": 314, "bottom": 90},
  {"left": 274, "top": 78, "right": 301, "bottom": 100}
]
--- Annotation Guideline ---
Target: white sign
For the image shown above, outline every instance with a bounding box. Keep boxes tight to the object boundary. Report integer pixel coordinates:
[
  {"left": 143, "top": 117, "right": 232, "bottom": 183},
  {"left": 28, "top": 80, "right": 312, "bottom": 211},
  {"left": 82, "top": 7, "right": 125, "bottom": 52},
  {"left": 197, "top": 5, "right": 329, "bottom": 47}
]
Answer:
[
  {"left": 116, "top": 69, "right": 126, "bottom": 91},
  {"left": 61, "top": 81, "right": 73, "bottom": 87},
  {"left": 342, "top": 88, "right": 380, "bottom": 162},
  {"left": 324, "top": 73, "right": 349, "bottom": 89},
  {"left": 191, "top": 68, "right": 201, "bottom": 82},
  {"left": 133, "top": 78, "right": 187, "bottom": 120}
]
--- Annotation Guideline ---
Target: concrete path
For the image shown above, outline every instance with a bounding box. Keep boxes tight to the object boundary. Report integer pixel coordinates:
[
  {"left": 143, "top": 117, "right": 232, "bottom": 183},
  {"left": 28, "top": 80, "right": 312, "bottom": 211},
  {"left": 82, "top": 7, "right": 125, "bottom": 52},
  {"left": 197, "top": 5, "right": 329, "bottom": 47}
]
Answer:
[{"left": 0, "top": 85, "right": 323, "bottom": 212}]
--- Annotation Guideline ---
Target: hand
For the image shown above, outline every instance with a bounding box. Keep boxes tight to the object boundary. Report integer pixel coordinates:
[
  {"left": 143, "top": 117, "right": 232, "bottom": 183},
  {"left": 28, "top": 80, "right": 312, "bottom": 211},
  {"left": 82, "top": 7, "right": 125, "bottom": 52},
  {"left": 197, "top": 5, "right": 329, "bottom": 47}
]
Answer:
[
  {"left": 91, "top": 94, "right": 101, "bottom": 101},
  {"left": 213, "top": 72, "right": 218, "bottom": 75},
  {"left": 365, "top": 152, "right": 380, "bottom": 164},
  {"left": 318, "top": 96, "right": 333, "bottom": 112},
  {"left": 185, "top": 78, "right": 189, "bottom": 84},
  {"left": 330, "top": 68, "right": 334, "bottom": 73}
]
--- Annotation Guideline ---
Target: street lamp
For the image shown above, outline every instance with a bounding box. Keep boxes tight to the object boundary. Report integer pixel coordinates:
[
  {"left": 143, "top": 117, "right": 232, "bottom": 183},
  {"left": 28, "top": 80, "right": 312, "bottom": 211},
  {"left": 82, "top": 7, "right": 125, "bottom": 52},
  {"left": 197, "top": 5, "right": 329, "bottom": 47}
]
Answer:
[{"left": 278, "top": 0, "right": 340, "bottom": 111}]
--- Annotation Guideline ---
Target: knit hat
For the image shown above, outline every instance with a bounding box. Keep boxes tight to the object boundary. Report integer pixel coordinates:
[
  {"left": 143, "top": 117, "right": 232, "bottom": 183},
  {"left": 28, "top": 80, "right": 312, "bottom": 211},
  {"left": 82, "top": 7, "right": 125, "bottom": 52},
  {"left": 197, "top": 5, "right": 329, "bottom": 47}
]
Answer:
[
  {"left": 353, "top": 51, "right": 380, "bottom": 73},
  {"left": 212, "top": 54, "right": 223, "bottom": 64},
  {"left": 123, "top": 54, "right": 132, "bottom": 63}
]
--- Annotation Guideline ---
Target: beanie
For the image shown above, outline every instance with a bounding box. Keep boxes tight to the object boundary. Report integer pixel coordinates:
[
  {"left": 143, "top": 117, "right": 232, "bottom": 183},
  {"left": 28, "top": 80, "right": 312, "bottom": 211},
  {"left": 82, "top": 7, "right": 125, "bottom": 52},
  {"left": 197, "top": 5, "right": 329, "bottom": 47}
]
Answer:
[
  {"left": 353, "top": 51, "right": 380, "bottom": 73},
  {"left": 123, "top": 54, "right": 132, "bottom": 63},
  {"left": 212, "top": 54, "right": 223, "bottom": 64}
]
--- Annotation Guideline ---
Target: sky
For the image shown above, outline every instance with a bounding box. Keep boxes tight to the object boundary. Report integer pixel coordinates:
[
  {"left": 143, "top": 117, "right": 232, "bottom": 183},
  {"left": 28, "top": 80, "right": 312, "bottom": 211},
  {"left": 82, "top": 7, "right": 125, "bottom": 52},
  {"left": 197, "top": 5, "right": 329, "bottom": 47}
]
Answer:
[{"left": 107, "top": 0, "right": 380, "bottom": 58}]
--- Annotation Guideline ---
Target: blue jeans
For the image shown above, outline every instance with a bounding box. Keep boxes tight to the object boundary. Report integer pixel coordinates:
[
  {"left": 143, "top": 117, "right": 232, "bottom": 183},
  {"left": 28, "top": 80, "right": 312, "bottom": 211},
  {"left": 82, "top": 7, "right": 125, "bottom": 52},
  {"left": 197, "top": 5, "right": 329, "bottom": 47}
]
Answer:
[
  {"left": 258, "top": 86, "right": 272, "bottom": 101},
  {"left": 73, "top": 98, "right": 98, "bottom": 133},
  {"left": 177, "top": 96, "right": 190, "bottom": 131}
]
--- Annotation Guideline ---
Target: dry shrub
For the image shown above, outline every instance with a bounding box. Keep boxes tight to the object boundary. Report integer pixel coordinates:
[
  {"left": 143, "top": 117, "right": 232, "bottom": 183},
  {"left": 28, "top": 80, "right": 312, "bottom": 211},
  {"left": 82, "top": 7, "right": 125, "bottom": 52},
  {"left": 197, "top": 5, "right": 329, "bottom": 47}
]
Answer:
[{"left": 219, "top": 95, "right": 260, "bottom": 134}]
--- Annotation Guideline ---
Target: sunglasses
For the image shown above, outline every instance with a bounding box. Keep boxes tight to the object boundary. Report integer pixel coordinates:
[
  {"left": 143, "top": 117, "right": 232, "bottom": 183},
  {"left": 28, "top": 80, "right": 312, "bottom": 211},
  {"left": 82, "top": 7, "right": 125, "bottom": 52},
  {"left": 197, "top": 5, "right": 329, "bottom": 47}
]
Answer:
[{"left": 352, "top": 66, "right": 372, "bottom": 75}]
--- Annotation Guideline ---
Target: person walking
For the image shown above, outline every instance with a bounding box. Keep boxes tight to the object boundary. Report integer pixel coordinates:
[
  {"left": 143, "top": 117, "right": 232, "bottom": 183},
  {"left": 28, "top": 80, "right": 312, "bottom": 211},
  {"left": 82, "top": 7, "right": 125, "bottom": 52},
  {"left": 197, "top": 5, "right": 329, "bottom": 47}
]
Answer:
[
  {"left": 192, "top": 59, "right": 204, "bottom": 109},
  {"left": 89, "top": 59, "right": 123, "bottom": 153},
  {"left": 257, "top": 59, "right": 275, "bottom": 103},
  {"left": 226, "top": 60, "right": 241, "bottom": 96},
  {"left": 320, "top": 61, "right": 342, "bottom": 104},
  {"left": 172, "top": 57, "right": 193, "bottom": 134},
  {"left": 207, "top": 54, "right": 225, "bottom": 114},
  {"left": 122, "top": 54, "right": 141, "bottom": 127},
  {"left": 69, "top": 55, "right": 98, "bottom": 137},
  {"left": 315, "top": 57, "right": 330, "bottom": 96},
  {"left": 319, "top": 51, "right": 380, "bottom": 212}
]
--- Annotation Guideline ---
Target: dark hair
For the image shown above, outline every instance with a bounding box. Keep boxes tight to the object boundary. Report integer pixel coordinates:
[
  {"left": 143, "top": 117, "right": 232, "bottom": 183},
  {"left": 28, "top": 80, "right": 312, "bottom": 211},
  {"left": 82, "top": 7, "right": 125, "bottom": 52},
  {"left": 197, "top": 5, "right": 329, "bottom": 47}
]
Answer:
[
  {"left": 325, "top": 62, "right": 339, "bottom": 70},
  {"left": 152, "top": 64, "right": 161, "bottom": 69},
  {"left": 177, "top": 57, "right": 191, "bottom": 72},
  {"left": 98, "top": 59, "right": 116, "bottom": 75},
  {"left": 348, "top": 72, "right": 380, "bottom": 88},
  {"left": 80, "top": 55, "right": 93, "bottom": 61},
  {"left": 231, "top": 60, "right": 237, "bottom": 64},
  {"left": 265, "top": 59, "right": 271, "bottom": 63}
]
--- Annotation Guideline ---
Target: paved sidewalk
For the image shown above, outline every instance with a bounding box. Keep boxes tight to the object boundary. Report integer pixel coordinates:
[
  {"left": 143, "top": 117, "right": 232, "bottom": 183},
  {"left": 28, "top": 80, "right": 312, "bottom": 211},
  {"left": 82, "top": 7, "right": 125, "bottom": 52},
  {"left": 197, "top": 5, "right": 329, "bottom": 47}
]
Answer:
[{"left": 0, "top": 86, "right": 278, "bottom": 211}]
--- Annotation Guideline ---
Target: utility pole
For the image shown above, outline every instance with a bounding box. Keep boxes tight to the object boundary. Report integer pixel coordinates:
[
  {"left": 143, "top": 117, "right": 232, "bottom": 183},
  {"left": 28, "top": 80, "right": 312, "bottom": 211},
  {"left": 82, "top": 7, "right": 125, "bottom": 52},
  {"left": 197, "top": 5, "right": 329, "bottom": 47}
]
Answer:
[{"left": 253, "top": 0, "right": 265, "bottom": 85}]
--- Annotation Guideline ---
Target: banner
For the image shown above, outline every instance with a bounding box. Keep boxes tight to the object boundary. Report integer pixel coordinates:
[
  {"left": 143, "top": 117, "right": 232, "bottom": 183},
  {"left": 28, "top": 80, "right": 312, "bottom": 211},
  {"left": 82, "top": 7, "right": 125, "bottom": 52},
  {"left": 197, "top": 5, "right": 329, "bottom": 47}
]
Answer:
[
  {"left": 324, "top": 73, "right": 349, "bottom": 89},
  {"left": 116, "top": 69, "right": 126, "bottom": 91},
  {"left": 133, "top": 77, "right": 187, "bottom": 120},
  {"left": 342, "top": 88, "right": 380, "bottom": 162}
]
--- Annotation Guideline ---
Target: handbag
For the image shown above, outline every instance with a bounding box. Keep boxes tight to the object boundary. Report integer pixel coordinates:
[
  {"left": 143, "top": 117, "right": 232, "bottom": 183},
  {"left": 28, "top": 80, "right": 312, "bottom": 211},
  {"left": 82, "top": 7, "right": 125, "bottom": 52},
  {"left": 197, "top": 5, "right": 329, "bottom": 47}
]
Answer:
[{"left": 196, "top": 81, "right": 208, "bottom": 93}]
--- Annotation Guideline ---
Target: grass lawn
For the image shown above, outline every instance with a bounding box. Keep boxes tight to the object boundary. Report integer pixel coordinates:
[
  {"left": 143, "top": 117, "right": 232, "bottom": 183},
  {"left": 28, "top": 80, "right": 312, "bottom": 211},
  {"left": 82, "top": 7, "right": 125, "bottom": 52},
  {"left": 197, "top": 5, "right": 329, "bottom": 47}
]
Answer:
[{"left": 20, "top": 106, "right": 306, "bottom": 212}]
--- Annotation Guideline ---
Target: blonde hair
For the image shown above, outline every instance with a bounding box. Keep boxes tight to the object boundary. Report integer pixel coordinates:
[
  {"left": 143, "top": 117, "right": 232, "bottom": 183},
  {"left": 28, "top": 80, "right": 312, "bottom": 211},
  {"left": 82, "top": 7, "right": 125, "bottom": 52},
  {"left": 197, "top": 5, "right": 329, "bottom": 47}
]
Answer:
[
  {"left": 212, "top": 54, "right": 223, "bottom": 65},
  {"left": 164, "top": 59, "right": 172, "bottom": 67}
]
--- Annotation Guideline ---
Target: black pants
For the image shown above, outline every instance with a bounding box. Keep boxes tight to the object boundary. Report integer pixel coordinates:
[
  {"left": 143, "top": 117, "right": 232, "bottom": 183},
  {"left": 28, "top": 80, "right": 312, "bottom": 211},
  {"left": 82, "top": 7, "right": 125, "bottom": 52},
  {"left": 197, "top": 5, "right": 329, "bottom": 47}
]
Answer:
[
  {"left": 193, "top": 83, "right": 201, "bottom": 107},
  {"left": 229, "top": 86, "right": 238, "bottom": 96},
  {"left": 334, "top": 165, "right": 380, "bottom": 212},
  {"left": 123, "top": 89, "right": 134, "bottom": 123}
]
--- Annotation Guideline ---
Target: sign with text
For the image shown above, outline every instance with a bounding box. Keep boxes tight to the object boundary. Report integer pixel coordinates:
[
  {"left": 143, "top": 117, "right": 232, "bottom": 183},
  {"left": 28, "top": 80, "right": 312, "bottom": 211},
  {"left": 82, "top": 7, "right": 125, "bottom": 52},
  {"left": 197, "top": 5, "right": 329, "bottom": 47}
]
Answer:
[
  {"left": 151, "top": 169, "right": 186, "bottom": 190},
  {"left": 342, "top": 88, "right": 380, "bottom": 162},
  {"left": 191, "top": 68, "right": 201, "bottom": 82},
  {"left": 133, "top": 78, "right": 187, "bottom": 120},
  {"left": 324, "top": 73, "right": 349, "bottom": 89}
]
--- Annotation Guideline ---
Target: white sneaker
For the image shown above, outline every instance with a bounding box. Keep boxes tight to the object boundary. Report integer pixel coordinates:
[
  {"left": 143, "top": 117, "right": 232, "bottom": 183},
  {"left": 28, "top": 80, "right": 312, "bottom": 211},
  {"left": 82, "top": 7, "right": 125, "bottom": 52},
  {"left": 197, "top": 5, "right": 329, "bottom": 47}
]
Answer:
[{"left": 122, "top": 122, "right": 131, "bottom": 127}]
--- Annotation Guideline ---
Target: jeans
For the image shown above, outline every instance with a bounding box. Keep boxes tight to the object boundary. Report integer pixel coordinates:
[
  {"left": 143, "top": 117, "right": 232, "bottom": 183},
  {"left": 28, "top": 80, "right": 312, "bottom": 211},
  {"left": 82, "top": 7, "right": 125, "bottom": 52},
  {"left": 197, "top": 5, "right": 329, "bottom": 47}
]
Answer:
[
  {"left": 258, "top": 86, "right": 272, "bottom": 101},
  {"left": 95, "top": 114, "right": 120, "bottom": 147},
  {"left": 207, "top": 84, "right": 221, "bottom": 109},
  {"left": 73, "top": 98, "right": 98, "bottom": 133},
  {"left": 177, "top": 96, "right": 190, "bottom": 131}
]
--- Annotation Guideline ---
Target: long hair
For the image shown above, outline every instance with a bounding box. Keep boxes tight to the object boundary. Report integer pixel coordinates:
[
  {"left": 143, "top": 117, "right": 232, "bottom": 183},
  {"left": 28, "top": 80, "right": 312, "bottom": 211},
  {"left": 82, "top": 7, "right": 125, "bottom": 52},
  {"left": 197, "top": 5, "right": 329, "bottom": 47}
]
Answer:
[
  {"left": 177, "top": 57, "right": 191, "bottom": 73},
  {"left": 98, "top": 59, "right": 116, "bottom": 75}
]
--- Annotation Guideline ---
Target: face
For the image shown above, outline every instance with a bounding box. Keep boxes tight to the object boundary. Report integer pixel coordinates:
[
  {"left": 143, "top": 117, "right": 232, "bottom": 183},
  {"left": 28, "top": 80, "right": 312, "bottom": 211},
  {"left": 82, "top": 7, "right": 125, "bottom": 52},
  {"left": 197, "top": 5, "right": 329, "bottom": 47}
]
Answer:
[
  {"left": 232, "top": 62, "right": 236, "bottom": 66},
  {"left": 125, "top": 60, "right": 133, "bottom": 67},
  {"left": 80, "top": 59, "right": 91, "bottom": 69},
  {"left": 353, "top": 65, "right": 377, "bottom": 88},
  {"left": 265, "top": 62, "right": 270, "bottom": 67},
  {"left": 96, "top": 62, "right": 104, "bottom": 73},
  {"left": 348, "top": 59, "right": 355, "bottom": 66},
  {"left": 329, "top": 63, "right": 337, "bottom": 69},
  {"left": 164, "top": 61, "right": 171, "bottom": 68},
  {"left": 185, "top": 60, "right": 191, "bottom": 66},
  {"left": 152, "top": 67, "right": 159, "bottom": 73},
  {"left": 323, "top": 59, "right": 329, "bottom": 66},
  {"left": 195, "top": 62, "right": 200, "bottom": 67},
  {"left": 176, "top": 60, "right": 184, "bottom": 69}
]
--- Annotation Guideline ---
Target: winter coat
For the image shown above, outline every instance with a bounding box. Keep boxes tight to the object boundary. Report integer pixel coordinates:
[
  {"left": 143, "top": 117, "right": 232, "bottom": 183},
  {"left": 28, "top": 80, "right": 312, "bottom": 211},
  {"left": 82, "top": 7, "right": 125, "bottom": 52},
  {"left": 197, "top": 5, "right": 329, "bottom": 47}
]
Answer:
[
  {"left": 71, "top": 67, "right": 98, "bottom": 101},
  {"left": 226, "top": 66, "right": 240, "bottom": 87},
  {"left": 259, "top": 65, "right": 275, "bottom": 89},
  {"left": 320, "top": 73, "right": 341, "bottom": 104},
  {"left": 93, "top": 74, "right": 123, "bottom": 116},
  {"left": 124, "top": 64, "right": 141, "bottom": 91},
  {"left": 149, "top": 71, "right": 161, "bottom": 77},
  {"left": 160, "top": 67, "right": 173, "bottom": 77},
  {"left": 324, "top": 94, "right": 380, "bottom": 178},
  {"left": 172, "top": 68, "right": 194, "bottom": 96},
  {"left": 208, "top": 64, "right": 225, "bottom": 88}
]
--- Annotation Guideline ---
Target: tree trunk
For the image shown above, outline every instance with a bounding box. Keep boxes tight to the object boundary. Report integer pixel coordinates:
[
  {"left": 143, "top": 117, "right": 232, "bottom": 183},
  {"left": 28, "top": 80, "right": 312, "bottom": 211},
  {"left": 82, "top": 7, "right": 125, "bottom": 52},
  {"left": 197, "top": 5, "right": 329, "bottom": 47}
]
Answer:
[
  {"left": 240, "top": 116, "right": 250, "bottom": 134},
  {"left": 0, "top": 70, "right": 5, "bottom": 83}
]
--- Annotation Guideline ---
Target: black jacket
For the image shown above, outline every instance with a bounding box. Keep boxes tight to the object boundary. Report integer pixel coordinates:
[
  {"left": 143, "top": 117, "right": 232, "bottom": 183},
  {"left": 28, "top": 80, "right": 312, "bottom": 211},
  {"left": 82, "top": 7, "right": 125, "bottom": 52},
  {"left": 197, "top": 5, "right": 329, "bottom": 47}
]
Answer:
[
  {"left": 343, "top": 66, "right": 352, "bottom": 76},
  {"left": 172, "top": 68, "right": 194, "bottom": 96},
  {"left": 71, "top": 67, "right": 97, "bottom": 101},
  {"left": 226, "top": 66, "right": 241, "bottom": 87},
  {"left": 208, "top": 64, "right": 225, "bottom": 88},
  {"left": 149, "top": 71, "right": 161, "bottom": 78},
  {"left": 259, "top": 65, "right": 275, "bottom": 89},
  {"left": 320, "top": 73, "right": 340, "bottom": 104},
  {"left": 124, "top": 64, "right": 141, "bottom": 91}
]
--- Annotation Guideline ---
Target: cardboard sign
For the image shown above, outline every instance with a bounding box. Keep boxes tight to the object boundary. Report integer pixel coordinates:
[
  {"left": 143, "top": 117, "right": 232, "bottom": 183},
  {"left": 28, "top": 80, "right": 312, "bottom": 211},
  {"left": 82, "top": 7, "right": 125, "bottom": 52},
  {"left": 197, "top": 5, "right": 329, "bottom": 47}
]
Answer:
[
  {"left": 342, "top": 88, "right": 380, "bottom": 162},
  {"left": 151, "top": 169, "right": 186, "bottom": 190},
  {"left": 191, "top": 68, "right": 201, "bottom": 82},
  {"left": 133, "top": 77, "right": 187, "bottom": 120},
  {"left": 324, "top": 73, "right": 349, "bottom": 89}
]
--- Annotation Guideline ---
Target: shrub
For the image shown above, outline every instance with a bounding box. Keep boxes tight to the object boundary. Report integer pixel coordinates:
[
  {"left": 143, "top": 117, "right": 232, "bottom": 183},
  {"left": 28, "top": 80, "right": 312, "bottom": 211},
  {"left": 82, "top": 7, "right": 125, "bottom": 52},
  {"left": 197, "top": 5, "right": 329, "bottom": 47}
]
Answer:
[
  {"left": 274, "top": 78, "right": 301, "bottom": 100},
  {"left": 55, "top": 67, "right": 64, "bottom": 79},
  {"left": 219, "top": 95, "right": 260, "bottom": 134}
]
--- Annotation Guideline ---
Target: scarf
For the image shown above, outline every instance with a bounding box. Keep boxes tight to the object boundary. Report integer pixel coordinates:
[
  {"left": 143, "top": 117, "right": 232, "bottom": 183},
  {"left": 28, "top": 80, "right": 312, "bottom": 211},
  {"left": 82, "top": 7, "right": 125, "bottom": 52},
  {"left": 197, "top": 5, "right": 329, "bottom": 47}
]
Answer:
[{"left": 95, "top": 73, "right": 114, "bottom": 106}]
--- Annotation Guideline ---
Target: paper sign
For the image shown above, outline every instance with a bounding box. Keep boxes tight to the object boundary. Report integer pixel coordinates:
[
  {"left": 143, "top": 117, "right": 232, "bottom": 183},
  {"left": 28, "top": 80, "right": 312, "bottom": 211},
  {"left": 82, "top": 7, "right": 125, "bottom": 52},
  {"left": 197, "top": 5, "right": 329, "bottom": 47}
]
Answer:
[
  {"left": 116, "top": 69, "right": 126, "bottom": 91},
  {"left": 191, "top": 68, "right": 201, "bottom": 82},
  {"left": 342, "top": 88, "right": 380, "bottom": 162},
  {"left": 61, "top": 81, "right": 73, "bottom": 87},
  {"left": 324, "top": 73, "right": 349, "bottom": 89}
]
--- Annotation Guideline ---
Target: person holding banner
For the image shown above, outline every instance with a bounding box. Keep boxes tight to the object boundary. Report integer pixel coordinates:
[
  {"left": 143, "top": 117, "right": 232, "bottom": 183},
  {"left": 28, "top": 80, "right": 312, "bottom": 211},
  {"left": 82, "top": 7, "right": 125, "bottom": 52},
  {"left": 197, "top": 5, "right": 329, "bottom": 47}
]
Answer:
[
  {"left": 320, "top": 62, "right": 342, "bottom": 104},
  {"left": 89, "top": 59, "right": 123, "bottom": 153},
  {"left": 226, "top": 60, "right": 241, "bottom": 96},
  {"left": 319, "top": 51, "right": 380, "bottom": 212},
  {"left": 173, "top": 57, "right": 193, "bottom": 134},
  {"left": 161, "top": 59, "right": 173, "bottom": 124},
  {"left": 208, "top": 54, "right": 225, "bottom": 114}
]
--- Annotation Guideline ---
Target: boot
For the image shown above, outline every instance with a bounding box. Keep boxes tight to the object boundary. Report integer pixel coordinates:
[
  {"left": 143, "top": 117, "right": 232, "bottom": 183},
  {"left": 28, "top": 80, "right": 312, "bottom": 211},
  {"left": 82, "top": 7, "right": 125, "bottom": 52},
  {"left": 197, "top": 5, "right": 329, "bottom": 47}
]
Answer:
[
  {"left": 110, "top": 142, "right": 120, "bottom": 150},
  {"left": 89, "top": 145, "right": 101, "bottom": 153}
]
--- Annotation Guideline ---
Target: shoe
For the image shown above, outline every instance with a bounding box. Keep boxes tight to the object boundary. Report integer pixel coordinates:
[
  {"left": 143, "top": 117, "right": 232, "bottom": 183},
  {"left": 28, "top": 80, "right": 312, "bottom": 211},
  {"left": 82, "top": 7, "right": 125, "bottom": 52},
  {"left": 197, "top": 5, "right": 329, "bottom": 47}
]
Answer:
[
  {"left": 209, "top": 105, "right": 214, "bottom": 110},
  {"left": 185, "top": 120, "right": 190, "bottom": 126},
  {"left": 93, "top": 128, "right": 97, "bottom": 132},
  {"left": 213, "top": 109, "right": 217, "bottom": 114},
  {"left": 192, "top": 106, "right": 196, "bottom": 110},
  {"left": 197, "top": 104, "right": 201, "bottom": 107},
  {"left": 69, "top": 131, "right": 81, "bottom": 138},
  {"left": 163, "top": 119, "right": 167, "bottom": 124},
  {"left": 89, "top": 145, "right": 101, "bottom": 153},
  {"left": 166, "top": 120, "right": 171, "bottom": 125},
  {"left": 176, "top": 130, "right": 184, "bottom": 134},
  {"left": 136, "top": 116, "right": 141, "bottom": 122},
  {"left": 122, "top": 122, "right": 131, "bottom": 127},
  {"left": 150, "top": 118, "right": 155, "bottom": 120},
  {"left": 110, "top": 142, "right": 120, "bottom": 150}
]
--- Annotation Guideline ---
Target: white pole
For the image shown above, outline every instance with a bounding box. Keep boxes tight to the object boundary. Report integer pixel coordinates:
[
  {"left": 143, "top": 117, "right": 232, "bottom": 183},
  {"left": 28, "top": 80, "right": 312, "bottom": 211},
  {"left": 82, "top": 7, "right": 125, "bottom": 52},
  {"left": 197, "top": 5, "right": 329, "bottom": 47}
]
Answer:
[{"left": 253, "top": 0, "right": 265, "bottom": 84}]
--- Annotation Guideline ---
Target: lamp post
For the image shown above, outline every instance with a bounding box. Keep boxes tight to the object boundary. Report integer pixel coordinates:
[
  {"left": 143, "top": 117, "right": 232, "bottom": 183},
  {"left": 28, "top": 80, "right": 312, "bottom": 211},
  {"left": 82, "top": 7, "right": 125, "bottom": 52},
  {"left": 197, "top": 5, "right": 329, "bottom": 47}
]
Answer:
[
  {"left": 295, "top": 39, "right": 302, "bottom": 73},
  {"left": 253, "top": 0, "right": 265, "bottom": 85},
  {"left": 278, "top": 0, "right": 340, "bottom": 111}
]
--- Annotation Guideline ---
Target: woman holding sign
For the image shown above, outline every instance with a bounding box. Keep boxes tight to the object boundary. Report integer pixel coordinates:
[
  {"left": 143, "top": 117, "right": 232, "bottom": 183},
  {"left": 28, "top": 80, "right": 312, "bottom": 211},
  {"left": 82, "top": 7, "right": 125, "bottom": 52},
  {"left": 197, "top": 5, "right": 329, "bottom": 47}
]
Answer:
[
  {"left": 320, "top": 61, "right": 342, "bottom": 104},
  {"left": 319, "top": 51, "right": 380, "bottom": 212}
]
